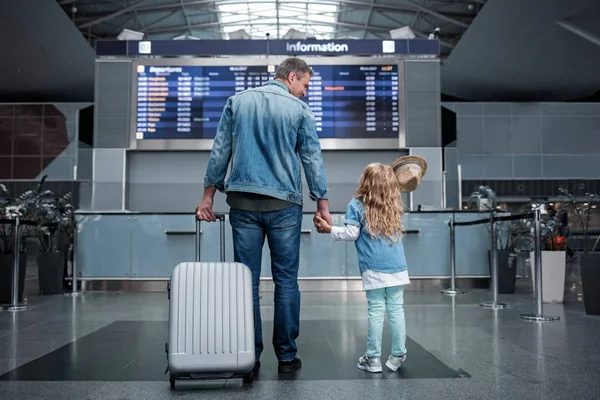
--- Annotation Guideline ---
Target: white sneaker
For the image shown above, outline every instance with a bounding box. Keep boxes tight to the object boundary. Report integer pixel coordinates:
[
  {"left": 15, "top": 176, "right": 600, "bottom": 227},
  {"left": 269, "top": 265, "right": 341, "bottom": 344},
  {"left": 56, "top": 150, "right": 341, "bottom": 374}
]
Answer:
[
  {"left": 357, "top": 354, "right": 383, "bottom": 373},
  {"left": 385, "top": 354, "right": 407, "bottom": 371}
]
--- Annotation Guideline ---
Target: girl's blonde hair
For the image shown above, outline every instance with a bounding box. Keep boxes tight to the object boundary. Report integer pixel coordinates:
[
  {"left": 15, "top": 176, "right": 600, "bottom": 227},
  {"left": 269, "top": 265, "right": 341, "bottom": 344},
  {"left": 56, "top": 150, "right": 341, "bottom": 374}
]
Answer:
[{"left": 355, "top": 163, "right": 404, "bottom": 242}]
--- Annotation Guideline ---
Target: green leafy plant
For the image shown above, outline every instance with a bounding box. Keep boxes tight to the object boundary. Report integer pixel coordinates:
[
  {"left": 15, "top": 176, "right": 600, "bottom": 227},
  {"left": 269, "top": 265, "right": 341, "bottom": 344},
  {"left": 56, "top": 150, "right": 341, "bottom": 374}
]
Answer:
[
  {"left": 517, "top": 199, "right": 570, "bottom": 252},
  {"left": 0, "top": 181, "right": 41, "bottom": 254},
  {"left": 558, "top": 187, "right": 599, "bottom": 253},
  {"left": 467, "top": 186, "right": 515, "bottom": 251},
  {"left": 0, "top": 175, "right": 74, "bottom": 253}
]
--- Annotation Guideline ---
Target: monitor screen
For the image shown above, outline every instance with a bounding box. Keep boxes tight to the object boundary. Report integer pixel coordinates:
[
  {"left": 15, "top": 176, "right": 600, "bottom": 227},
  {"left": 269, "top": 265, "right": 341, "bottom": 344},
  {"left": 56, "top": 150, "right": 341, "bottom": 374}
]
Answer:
[{"left": 134, "top": 64, "right": 399, "bottom": 140}]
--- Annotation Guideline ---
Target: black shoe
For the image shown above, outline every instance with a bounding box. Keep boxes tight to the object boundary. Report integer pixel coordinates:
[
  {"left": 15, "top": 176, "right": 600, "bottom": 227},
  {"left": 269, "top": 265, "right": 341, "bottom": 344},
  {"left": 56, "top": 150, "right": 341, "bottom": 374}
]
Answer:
[
  {"left": 253, "top": 361, "right": 261, "bottom": 375},
  {"left": 278, "top": 357, "right": 302, "bottom": 373}
]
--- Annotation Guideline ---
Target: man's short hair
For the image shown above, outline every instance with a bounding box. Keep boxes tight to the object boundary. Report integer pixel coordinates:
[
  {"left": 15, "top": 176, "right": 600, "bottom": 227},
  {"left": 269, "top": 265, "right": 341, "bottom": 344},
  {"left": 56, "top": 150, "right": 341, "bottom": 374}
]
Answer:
[{"left": 275, "top": 57, "right": 314, "bottom": 80}]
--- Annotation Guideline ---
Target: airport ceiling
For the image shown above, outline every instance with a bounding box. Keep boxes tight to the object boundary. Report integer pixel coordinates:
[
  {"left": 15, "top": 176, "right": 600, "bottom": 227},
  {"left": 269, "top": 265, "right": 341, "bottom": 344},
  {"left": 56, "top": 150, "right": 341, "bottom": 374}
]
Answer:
[
  {"left": 441, "top": 0, "right": 600, "bottom": 101},
  {"left": 57, "top": 0, "right": 480, "bottom": 56},
  {"left": 1, "top": 0, "right": 598, "bottom": 102},
  {"left": 54, "top": 0, "right": 600, "bottom": 101}
]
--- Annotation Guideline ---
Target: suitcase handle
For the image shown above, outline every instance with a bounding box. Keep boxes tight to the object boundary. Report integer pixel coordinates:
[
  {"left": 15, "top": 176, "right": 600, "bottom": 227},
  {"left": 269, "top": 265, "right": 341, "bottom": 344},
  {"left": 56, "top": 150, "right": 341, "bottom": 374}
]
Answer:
[{"left": 195, "top": 213, "right": 226, "bottom": 262}]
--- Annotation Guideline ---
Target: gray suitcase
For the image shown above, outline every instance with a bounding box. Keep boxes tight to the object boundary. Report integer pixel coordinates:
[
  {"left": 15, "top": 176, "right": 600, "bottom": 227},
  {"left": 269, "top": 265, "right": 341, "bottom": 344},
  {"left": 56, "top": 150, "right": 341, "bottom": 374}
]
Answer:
[{"left": 166, "top": 213, "right": 255, "bottom": 389}]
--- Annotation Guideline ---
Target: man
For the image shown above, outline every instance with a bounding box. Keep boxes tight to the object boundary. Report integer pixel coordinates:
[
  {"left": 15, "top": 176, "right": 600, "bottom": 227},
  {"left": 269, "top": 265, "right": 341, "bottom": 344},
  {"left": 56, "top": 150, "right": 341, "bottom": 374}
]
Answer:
[{"left": 196, "top": 57, "right": 331, "bottom": 374}]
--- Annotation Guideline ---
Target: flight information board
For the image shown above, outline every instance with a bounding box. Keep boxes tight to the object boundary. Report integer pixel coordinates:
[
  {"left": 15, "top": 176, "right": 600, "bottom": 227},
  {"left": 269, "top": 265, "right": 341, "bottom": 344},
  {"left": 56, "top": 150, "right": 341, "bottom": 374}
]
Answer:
[
  {"left": 305, "top": 65, "right": 399, "bottom": 138},
  {"left": 134, "top": 64, "right": 399, "bottom": 140}
]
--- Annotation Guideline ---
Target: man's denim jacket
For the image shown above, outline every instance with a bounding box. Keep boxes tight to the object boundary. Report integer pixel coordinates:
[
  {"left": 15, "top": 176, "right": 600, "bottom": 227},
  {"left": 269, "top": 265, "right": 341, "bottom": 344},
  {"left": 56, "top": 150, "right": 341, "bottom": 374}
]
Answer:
[{"left": 204, "top": 80, "right": 329, "bottom": 205}]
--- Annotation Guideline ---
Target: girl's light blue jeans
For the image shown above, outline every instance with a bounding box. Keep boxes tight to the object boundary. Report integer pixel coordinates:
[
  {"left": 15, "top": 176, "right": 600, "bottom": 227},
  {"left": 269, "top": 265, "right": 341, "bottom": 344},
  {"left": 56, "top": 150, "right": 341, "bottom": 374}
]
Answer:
[{"left": 365, "top": 285, "right": 407, "bottom": 358}]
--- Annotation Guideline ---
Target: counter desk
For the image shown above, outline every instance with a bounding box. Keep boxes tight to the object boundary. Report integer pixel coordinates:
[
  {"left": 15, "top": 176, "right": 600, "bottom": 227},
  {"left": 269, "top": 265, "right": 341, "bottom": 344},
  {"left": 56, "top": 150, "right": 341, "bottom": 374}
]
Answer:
[{"left": 75, "top": 210, "right": 493, "bottom": 291}]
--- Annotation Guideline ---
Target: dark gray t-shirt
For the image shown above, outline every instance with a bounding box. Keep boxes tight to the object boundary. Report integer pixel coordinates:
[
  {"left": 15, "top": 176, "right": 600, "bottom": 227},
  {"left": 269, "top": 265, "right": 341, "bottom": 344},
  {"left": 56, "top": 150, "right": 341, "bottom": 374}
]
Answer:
[{"left": 226, "top": 191, "right": 294, "bottom": 212}]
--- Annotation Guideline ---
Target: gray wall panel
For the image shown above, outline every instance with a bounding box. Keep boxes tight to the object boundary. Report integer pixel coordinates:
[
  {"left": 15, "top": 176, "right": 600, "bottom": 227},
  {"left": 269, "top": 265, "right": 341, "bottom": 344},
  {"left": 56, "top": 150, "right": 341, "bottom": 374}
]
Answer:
[
  {"left": 481, "top": 103, "right": 511, "bottom": 116},
  {"left": 94, "top": 61, "right": 132, "bottom": 149},
  {"left": 91, "top": 182, "right": 124, "bottom": 210},
  {"left": 404, "top": 61, "right": 439, "bottom": 92},
  {"left": 444, "top": 146, "right": 459, "bottom": 209},
  {"left": 126, "top": 150, "right": 408, "bottom": 213},
  {"left": 447, "top": 102, "right": 600, "bottom": 180},
  {"left": 453, "top": 103, "right": 482, "bottom": 116},
  {"left": 483, "top": 156, "right": 513, "bottom": 178},
  {"left": 513, "top": 155, "right": 542, "bottom": 178},
  {"left": 458, "top": 155, "right": 486, "bottom": 180},
  {"left": 409, "top": 147, "right": 442, "bottom": 209},
  {"left": 404, "top": 60, "right": 441, "bottom": 148},
  {"left": 93, "top": 149, "right": 125, "bottom": 182},
  {"left": 510, "top": 116, "right": 540, "bottom": 154},
  {"left": 78, "top": 181, "right": 93, "bottom": 210},
  {"left": 540, "top": 103, "right": 600, "bottom": 117},
  {"left": 512, "top": 103, "right": 539, "bottom": 116},
  {"left": 542, "top": 155, "right": 600, "bottom": 179},
  {"left": 91, "top": 149, "right": 125, "bottom": 210},
  {"left": 78, "top": 146, "right": 94, "bottom": 180},
  {"left": 456, "top": 117, "right": 483, "bottom": 154},
  {"left": 540, "top": 117, "right": 600, "bottom": 155},
  {"left": 482, "top": 117, "right": 512, "bottom": 155},
  {"left": 38, "top": 143, "right": 76, "bottom": 180}
]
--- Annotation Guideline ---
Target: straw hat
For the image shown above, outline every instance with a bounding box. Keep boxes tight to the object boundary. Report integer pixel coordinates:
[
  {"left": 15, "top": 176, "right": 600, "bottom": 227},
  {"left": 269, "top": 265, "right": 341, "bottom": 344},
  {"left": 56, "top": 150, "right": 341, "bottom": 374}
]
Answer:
[{"left": 391, "top": 155, "right": 427, "bottom": 193}]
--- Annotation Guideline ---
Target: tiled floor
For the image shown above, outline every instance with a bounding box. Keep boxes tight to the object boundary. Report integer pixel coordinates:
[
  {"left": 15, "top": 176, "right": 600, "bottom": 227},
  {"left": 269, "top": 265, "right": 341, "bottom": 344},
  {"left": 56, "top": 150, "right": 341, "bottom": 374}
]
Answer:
[
  {"left": 0, "top": 279, "right": 599, "bottom": 399},
  {"left": 0, "top": 320, "right": 462, "bottom": 382}
]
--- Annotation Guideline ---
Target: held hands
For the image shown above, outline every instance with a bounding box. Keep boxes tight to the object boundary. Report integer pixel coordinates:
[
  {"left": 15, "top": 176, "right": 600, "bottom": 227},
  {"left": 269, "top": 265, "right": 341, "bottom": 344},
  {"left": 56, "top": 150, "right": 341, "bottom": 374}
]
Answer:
[
  {"left": 313, "top": 199, "right": 331, "bottom": 234},
  {"left": 313, "top": 214, "right": 332, "bottom": 234}
]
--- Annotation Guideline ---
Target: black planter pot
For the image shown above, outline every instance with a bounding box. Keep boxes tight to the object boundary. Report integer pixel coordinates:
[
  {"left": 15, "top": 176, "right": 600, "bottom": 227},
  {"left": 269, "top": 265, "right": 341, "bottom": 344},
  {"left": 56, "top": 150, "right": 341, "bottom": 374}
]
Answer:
[
  {"left": 488, "top": 249, "right": 517, "bottom": 294},
  {"left": 0, "top": 252, "right": 27, "bottom": 304},
  {"left": 580, "top": 253, "right": 600, "bottom": 315},
  {"left": 37, "top": 252, "right": 65, "bottom": 295}
]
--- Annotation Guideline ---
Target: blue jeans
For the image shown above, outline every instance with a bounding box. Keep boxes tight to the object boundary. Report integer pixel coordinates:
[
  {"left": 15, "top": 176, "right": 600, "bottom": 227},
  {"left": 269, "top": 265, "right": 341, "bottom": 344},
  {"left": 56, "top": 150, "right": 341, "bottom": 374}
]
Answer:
[
  {"left": 229, "top": 205, "right": 302, "bottom": 362},
  {"left": 365, "top": 285, "right": 407, "bottom": 358}
]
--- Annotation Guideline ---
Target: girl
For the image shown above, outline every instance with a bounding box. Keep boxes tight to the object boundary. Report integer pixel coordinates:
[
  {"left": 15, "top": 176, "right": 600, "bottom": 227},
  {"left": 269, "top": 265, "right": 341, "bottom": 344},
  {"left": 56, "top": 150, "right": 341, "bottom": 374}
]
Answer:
[{"left": 314, "top": 163, "right": 409, "bottom": 373}]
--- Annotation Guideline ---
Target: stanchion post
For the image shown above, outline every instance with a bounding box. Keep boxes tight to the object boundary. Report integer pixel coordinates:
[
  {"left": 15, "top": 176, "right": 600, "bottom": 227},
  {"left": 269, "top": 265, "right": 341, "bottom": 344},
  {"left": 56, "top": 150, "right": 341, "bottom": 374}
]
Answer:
[
  {"left": 65, "top": 221, "right": 84, "bottom": 297},
  {"left": 442, "top": 215, "right": 465, "bottom": 296},
  {"left": 481, "top": 212, "right": 511, "bottom": 310},
  {"left": 1, "top": 217, "right": 30, "bottom": 312},
  {"left": 520, "top": 207, "right": 559, "bottom": 322}
]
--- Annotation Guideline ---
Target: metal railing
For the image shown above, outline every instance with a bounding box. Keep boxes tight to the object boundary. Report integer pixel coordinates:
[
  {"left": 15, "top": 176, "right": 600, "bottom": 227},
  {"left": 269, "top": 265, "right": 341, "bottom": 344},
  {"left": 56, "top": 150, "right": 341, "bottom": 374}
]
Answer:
[{"left": 64, "top": 220, "right": 84, "bottom": 298}]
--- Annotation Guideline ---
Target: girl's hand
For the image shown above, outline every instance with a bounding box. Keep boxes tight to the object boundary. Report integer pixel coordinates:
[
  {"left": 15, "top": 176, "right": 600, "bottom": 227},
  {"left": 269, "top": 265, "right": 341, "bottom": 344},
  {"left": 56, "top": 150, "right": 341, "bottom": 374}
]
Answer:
[{"left": 314, "top": 215, "right": 332, "bottom": 233}]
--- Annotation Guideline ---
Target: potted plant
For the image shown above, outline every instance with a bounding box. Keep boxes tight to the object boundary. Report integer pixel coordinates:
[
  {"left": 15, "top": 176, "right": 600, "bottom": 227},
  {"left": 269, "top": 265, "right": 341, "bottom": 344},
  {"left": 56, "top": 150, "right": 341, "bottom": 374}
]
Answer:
[
  {"left": 19, "top": 176, "right": 74, "bottom": 295},
  {"left": 503, "top": 204, "right": 540, "bottom": 285},
  {"left": 559, "top": 188, "right": 600, "bottom": 315},
  {"left": 34, "top": 192, "right": 74, "bottom": 295},
  {"left": 467, "top": 186, "right": 518, "bottom": 293},
  {"left": 1, "top": 176, "right": 73, "bottom": 296},
  {"left": 527, "top": 201, "right": 568, "bottom": 304},
  {"left": 487, "top": 216, "right": 519, "bottom": 293}
]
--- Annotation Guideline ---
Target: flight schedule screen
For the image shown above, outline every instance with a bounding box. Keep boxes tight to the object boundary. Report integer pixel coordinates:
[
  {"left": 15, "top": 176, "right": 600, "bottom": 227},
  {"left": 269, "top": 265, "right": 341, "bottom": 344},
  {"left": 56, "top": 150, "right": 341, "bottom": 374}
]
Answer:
[
  {"left": 134, "top": 64, "right": 399, "bottom": 140},
  {"left": 306, "top": 65, "right": 399, "bottom": 138}
]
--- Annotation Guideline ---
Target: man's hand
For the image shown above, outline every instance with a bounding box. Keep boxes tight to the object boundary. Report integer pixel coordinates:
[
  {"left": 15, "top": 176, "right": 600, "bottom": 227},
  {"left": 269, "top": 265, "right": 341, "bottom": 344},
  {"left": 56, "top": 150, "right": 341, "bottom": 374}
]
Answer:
[
  {"left": 196, "top": 187, "right": 217, "bottom": 222},
  {"left": 313, "top": 199, "right": 331, "bottom": 233},
  {"left": 314, "top": 215, "right": 332, "bottom": 234}
]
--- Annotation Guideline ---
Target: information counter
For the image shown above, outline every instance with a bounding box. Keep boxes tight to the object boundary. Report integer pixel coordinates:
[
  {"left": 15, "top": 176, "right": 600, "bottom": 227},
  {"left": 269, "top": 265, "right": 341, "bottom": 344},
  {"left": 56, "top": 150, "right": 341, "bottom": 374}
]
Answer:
[{"left": 75, "top": 210, "right": 492, "bottom": 291}]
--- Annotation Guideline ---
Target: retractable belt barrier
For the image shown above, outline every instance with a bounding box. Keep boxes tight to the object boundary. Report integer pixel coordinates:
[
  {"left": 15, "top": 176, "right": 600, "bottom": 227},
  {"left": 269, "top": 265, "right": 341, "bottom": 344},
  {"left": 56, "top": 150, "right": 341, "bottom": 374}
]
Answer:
[
  {"left": 442, "top": 209, "right": 560, "bottom": 321},
  {"left": 442, "top": 212, "right": 533, "bottom": 299}
]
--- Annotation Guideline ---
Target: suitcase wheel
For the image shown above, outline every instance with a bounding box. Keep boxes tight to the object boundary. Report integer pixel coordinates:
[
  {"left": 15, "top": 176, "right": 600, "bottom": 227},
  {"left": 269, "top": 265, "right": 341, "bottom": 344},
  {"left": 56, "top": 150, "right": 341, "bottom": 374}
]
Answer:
[
  {"left": 169, "top": 374, "right": 176, "bottom": 390},
  {"left": 243, "top": 372, "right": 254, "bottom": 384}
]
